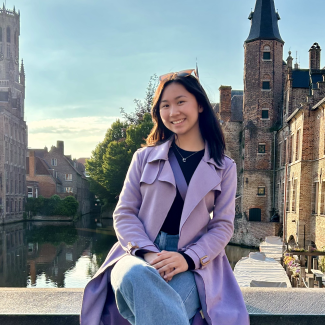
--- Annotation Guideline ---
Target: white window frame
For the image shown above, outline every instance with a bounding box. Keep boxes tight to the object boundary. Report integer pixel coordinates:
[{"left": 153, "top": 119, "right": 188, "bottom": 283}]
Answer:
[
  {"left": 257, "top": 186, "right": 266, "bottom": 196},
  {"left": 65, "top": 174, "right": 72, "bottom": 181},
  {"left": 258, "top": 143, "right": 266, "bottom": 154},
  {"left": 27, "top": 187, "right": 33, "bottom": 198},
  {"left": 51, "top": 158, "right": 57, "bottom": 166}
]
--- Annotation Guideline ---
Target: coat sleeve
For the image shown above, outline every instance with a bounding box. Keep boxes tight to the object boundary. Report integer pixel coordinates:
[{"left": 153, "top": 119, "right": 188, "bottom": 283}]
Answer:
[
  {"left": 183, "top": 162, "right": 237, "bottom": 269},
  {"left": 113, "top": 149, "right": 160, "bottom": 256}
]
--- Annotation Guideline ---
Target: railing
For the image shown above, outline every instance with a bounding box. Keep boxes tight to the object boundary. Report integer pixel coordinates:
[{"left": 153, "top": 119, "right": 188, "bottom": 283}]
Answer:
[
  {"left": 0, "top": 288, "right": 324, "bottom": 325},
  {"left": 284, "top": 246, "right": 325, "bottom": 289},
  {"left": 0, "top": 8, "right": 19, "bottom": 17}
]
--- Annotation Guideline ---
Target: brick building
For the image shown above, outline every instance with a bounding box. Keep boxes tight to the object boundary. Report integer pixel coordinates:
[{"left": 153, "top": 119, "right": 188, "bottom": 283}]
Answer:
[
  {"left": 26, "top": 150, "right": 62, "bottom": 198},
  {"left": 0, "top": 5, "right": 27, "bottom": 224},
  {"left": 216, "top": 0, "right": 325, "bottom": 249},
  {"left": 27, "top": 141, "right": 93, "bottom": 215}
]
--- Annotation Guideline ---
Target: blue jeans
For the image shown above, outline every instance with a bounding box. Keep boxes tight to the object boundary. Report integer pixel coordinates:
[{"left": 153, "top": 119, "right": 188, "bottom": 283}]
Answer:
[{"left": 111, "top": 231, "right": 201, "bottom": 325}]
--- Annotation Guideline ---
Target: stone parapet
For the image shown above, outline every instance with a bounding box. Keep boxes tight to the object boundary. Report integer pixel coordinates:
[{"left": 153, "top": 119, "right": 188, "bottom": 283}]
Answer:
[{"left": 0, "top": 288, "right": 324, "bottom": 324}]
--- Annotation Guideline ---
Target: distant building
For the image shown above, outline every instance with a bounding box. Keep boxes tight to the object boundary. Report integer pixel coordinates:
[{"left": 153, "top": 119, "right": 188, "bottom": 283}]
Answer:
[
  {"left": 217, "top": 0, "right": 325, "bottom": 249},
  {"left": 76, "top": 158, "right": 90, "bottom": 177},
  {"left": 26, "top": 150, "right": 62, "bottom": 198},
  {"left": 27, "top": 141, "right": 93, "bottom": 215},
  {"left": 0, "top": 5, "right": 27, "bottom": 224}
]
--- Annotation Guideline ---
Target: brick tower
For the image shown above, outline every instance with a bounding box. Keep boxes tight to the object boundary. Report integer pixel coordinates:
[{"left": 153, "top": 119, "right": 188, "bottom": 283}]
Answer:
[
  {"left": 242, "top": 0, "right": 284, "bottom": 222},
  {"left": 0, "top": 5, "right": 27, "bottom": 223}
]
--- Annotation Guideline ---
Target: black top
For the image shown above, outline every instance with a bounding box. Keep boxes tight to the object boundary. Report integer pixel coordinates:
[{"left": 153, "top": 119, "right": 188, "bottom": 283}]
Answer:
[
  {"left": 245, "top": 0, "right": 284, "bottom": 44},
  {"left": 135, "top": 141, "right": 205, "bottom": 271},
  {"left": 160, "top": 142, "right": 205, "bottom": 234}
]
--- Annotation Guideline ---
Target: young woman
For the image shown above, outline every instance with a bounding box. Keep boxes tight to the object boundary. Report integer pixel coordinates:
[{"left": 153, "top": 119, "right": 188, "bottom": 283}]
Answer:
[{"left": 80, "top": 70, "right": 250, "bottom": 325}]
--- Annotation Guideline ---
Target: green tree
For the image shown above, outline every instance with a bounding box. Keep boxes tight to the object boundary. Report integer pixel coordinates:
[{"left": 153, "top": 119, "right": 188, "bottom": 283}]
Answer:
[
  {"left": 86, "top": 75, "right": 157, "bottom": 205},
  {"left": 125, "top": 113, "right": 154, "bottom": 152},
  {"left": 120, "top": 74, "right": 158, "bottom": 125},
  {"left": 86, "top": 119, "right": 129, "bottom": 203},
  {"left": 60, "top": 196, "right": 79, "bottom": 216},
  {"left": 101, "top": 113, "right": 154, "bottom": 201}
]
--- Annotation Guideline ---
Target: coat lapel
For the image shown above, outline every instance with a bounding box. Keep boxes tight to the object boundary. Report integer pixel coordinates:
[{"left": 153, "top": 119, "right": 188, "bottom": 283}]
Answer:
[
  {"left": 147, "top": 136, "right": 176, "bottom": 188},
  {"left": 179, "top": 140, "right": 225, "bottom": 234}
]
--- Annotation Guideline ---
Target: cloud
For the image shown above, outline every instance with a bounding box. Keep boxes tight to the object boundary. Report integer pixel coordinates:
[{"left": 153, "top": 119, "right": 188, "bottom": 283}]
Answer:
[{"left": 28, "top": 116, "right": 120, "bottom": 158}]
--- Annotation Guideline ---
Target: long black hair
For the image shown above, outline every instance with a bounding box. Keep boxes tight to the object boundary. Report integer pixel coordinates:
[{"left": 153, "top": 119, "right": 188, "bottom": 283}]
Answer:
[{"left": 145, "top": 74, "right": 226, "bottom": 167}]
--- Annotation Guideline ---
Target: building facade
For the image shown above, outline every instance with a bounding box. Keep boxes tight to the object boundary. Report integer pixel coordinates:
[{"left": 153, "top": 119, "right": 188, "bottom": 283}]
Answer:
[
  {"left": 28, "top": 141, "right": 93, "bottom": 215},
  {"left": 217, "top": 0, "right": 325, "bottom": 249},
  {"left": 0, "top": 5, "right": 27, "bottom": 224},
  {"left": 26, "top": 150, "right": 62, "bottom": 198}
]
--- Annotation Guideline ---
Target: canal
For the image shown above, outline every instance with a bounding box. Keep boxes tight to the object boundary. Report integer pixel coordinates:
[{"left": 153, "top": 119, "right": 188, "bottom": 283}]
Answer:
[{"left": 0, "top": 215, "right": 258, "bottom": 288}]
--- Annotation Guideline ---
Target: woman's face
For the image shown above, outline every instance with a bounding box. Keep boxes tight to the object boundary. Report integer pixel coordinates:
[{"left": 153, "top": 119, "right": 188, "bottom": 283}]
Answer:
[{"left": 159, "top": 82, "right": 203, "bottom": 137}]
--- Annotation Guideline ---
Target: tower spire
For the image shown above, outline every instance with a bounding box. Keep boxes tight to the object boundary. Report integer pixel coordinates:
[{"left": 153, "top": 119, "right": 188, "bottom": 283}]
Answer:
[
  {"left": 245, "top": 0, "right": 284, "bottom": 44},
  {"left": 20, "top": 59, "right": 25, "bottom": 75}
]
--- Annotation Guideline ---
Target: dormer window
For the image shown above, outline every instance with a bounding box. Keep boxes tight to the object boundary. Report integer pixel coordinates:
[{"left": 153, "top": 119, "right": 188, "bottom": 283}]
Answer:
[{"left": 263, "top": 45, "right": 271, "bottom": 60}]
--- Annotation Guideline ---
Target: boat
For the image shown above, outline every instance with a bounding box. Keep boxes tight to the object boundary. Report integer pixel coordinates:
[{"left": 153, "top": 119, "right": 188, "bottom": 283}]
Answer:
[
  {"left": 233, "top": 251, "right": 292, "bottom": 288},
  {"left": 259, "top": 236, "right": 285, "bottom": 261}
]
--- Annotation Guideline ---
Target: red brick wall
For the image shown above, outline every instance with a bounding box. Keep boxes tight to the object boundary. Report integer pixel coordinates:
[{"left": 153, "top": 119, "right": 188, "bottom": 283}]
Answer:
[
  {"left": 242, "top": 40, "right": 284, "bottom": 223},
  {"left": 26, "top": 175, "right": 56, "bottom": 198}
]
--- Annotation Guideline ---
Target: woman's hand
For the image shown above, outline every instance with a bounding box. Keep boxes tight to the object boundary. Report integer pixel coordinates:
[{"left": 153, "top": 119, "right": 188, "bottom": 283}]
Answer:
[
  {"left": 143, "top": 252, "right": 159, "bottom": 265},
  {"left": 150, "top": 251, "right": 188, "bottom": 282}
]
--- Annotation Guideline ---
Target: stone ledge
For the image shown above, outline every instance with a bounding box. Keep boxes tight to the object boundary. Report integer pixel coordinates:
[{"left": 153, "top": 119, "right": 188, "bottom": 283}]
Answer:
[{"left": 0, "top": 288, "right": 324, "bottom": 325}]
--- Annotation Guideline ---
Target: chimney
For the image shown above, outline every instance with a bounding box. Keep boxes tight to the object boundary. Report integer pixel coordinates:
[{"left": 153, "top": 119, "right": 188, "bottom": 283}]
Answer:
[
  {"left": 57, "top": 140, "right": 64, "bottom": 155},
  {"left": 29, "top": 150, "right": 36, "bottom": 178},
  {"left": 219, "top": 86, "right": 232, "bottom": 122},
  {"left": 309, "top": 42, "right": 321, "bottom": 70}
]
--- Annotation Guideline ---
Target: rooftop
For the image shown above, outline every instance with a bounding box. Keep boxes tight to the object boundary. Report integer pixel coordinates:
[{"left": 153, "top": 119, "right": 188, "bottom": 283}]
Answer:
[{"left": 245, "top": 0, "right": 284, "bottom": 44}]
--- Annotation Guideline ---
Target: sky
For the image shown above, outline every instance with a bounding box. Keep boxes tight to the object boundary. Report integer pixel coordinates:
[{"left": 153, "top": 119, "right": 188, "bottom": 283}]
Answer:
[{"left": 7, "top": 0, "right": 325, "bottom": 158}]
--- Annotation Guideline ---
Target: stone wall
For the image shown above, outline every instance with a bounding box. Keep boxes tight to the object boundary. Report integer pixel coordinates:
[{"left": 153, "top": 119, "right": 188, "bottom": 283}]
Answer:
[
  {"left": 222, "top": 121, "right": 243, "bottom": 195},
  {"left": 231, "top": 216, "right": 282, "bottom": 247}
]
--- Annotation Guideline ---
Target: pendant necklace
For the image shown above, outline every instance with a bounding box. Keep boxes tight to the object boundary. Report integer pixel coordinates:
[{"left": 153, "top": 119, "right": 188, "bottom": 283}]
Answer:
[{"left": 173, "top": 143, "right": 201, "bottom": 163}]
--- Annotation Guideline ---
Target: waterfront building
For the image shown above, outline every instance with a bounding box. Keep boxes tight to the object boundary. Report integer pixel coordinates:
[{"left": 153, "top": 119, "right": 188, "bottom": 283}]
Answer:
[
  {"left": 217, "top": 0, "right": 325, "bottom": 249},
  {"left": 0, "top": 5, "right": 27, "bottom": 224},
  {"left": 26, "top": 150, "right": 62, "bottom": 198},
  {"left": 27, "top": 141, "right": 93, "bottom": 215}
]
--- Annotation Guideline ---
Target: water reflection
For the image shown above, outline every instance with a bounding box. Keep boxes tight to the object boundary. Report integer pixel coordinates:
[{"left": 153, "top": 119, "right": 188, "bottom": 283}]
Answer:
[
  {"left": 0, "top": 215, "right": 258, "bottom": 288},
  {"left": 225, "top": 244, "right": 259, "bottom": 270}
]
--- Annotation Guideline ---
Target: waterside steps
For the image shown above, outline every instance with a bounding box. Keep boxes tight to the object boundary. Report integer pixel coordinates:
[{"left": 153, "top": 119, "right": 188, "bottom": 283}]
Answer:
[{"left": 0, "top": 288, "right": 325, "bottom": 325}]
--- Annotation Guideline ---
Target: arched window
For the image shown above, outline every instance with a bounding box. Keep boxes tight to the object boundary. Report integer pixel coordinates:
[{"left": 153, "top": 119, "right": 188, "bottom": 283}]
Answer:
[
  {"left": 261, "top": 108, "right": 269, "bottom": 119},
  {"left": 263, "top": 45, "right": 271, "bottom": 60},
  {"left": 262, "top": 74, "right": 271, "bottom": 90},
  {"left": 6, "top": 26, "right": 10, "bottom": 43}
]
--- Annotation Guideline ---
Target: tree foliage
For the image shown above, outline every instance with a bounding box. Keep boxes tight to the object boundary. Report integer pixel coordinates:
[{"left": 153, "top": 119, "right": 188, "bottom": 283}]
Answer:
[
  {"left": 120, "top": 74, "right": 158, "bottom": 125},
  {"left": 25, "top": 195, "right": 79, "bottom": 217},
  {"left": 86, "top": 75, "right": 157, "bottom": 205}
]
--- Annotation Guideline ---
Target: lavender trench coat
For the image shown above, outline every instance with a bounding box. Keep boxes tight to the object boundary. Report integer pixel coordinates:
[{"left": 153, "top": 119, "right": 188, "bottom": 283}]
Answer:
[{"left": 80, "top": 135, "right": 250, "bottom": 325}]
